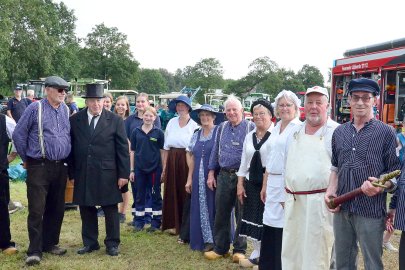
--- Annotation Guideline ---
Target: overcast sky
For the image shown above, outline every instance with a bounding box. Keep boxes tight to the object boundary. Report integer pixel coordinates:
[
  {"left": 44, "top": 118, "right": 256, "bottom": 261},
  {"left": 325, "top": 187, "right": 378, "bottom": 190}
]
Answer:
[{"left": 60, "top": 0, "right": 405, "bottom": 84}]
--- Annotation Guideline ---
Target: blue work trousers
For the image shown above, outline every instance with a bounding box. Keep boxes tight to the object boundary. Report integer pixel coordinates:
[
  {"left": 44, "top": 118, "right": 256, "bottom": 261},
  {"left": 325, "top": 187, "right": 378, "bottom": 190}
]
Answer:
[{"left": 134, "top": 168, "right": 162, "bottom": 229}]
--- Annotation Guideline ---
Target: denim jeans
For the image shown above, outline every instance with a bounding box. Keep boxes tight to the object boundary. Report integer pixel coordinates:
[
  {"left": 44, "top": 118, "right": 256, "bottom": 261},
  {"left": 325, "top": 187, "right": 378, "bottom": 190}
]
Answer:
[
  {"left": 213, "top": 170, "right": 247, "bottom": 255},
  {"left": 334, "top": 211, "right": 385, "bottom": 270}
]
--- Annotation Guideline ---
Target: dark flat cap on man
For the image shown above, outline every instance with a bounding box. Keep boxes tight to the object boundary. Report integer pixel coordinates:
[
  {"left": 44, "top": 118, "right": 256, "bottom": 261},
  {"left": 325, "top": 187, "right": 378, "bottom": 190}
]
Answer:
[
  {"left": 14, "top": 86, "right": 22, "bottom": 91},
  {"left": 348, "top": 78, "right": 380, "bottom": 96},
  {"left": 44, "top": 76, "right": 69, "bottom": 90},
  {"left": 83, "top": 83, "right": 105, "bottom": 98}
]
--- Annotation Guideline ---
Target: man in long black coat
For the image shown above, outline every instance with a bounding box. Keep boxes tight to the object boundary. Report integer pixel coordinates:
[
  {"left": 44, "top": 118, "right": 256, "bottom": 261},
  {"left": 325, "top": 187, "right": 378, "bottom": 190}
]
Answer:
[{"left": 69, "top": 84, "right": 129, "bottom": 256}]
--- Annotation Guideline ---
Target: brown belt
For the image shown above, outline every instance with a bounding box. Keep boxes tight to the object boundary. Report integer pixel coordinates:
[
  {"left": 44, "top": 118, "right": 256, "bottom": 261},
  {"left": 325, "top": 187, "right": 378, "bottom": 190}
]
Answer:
[
  {"left": 285, "top": 187, "right": 327, "bottom": 200},
  {"left": 285, "top": 187, "right": 327, "bottom": 195}
]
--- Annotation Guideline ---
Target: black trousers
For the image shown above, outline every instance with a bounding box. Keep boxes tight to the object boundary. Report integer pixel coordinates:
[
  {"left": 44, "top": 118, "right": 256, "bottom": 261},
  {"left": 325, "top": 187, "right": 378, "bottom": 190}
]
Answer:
[
  {"left": 400, "top": 231, "right": 405, "bottom": 270},
  {"left": 79, "top": 204, "right": 120, "bottom": 248},
  {"left": 179, "top": 194, "right": 190, "bottom": 242},
  {"left": 213, "top": 171, "right": 247, "bottom": 255},
  {"left": 259, "top": 224, "right": 283, "bottom": 270},
  {"left": 26, "top": 159, "right": 67, "bottom": 256},
  {"left": 0, "top": 170, "right": 14, "bottom": 249}
]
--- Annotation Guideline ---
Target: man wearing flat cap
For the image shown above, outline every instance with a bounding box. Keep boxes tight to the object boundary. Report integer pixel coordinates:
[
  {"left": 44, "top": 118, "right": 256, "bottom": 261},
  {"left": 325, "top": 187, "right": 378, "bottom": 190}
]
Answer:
[
  {"left": 69, "top": 83, "right": 129, "bottom": 257},
  {"left": 325, "top": 78, "right": 401, "bottom": 269},
  {"left": 281, "top": 86, "right": 339, "bottom": 269},
  {"left": 13, "top": 75, "right": 71, "bottom": 266}
]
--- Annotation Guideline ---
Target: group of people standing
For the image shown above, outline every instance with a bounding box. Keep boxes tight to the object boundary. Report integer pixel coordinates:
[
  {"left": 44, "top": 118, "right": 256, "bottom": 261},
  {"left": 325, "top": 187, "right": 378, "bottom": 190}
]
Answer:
[{"left": 2, "top": 75, "right": 405, "bottom": 269}]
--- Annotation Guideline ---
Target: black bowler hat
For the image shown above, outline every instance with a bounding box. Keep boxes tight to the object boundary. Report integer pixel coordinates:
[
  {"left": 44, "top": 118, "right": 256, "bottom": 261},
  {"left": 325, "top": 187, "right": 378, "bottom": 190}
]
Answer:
[
  {"left": 83, "top": 83, "right": 104, "bottom": 98},
  {"left": 348, "top": 78, "right": 380, "bottom": 96}
]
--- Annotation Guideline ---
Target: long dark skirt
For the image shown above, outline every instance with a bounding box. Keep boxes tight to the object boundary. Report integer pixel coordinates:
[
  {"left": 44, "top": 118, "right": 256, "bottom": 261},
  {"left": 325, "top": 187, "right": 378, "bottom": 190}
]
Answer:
[
  {"left": 259, "top": 224, "right": 283, "bottom": 270},
  {"left": 161, "top": 148, "right": 188, "bottom": 234},
  {"left": 239, "top": 180, "right": 264, "bottom": 241}
]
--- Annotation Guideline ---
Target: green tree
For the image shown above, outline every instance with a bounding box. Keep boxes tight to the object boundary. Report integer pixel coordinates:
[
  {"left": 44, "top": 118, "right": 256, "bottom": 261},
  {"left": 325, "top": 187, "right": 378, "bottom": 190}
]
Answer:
[
  {"left": 182, "top": 58, "right": 224, "bottom": 89},
  {"left": 7, "top": 0, "right": 79, "bottom": 85},
  {"left": 138, "top": 69, "right": 167, "bottom": 94},
  {"left": 80, "top": 23, "right": 139, "bottom": 89},
  {"left": 297, "top": 64, "right": 324, "bottom": 89},
  {"left": 158, "top": 68, "right": 180, "bottom": 92},
  {"left": 180, "top": 58, "right": 225, "bottom": 103},
  {"left": 227, "top": 57, "right": 279, "bottom": 97},
  {"left": 277, "top": 68, "right": 305, "bottom": 92}
]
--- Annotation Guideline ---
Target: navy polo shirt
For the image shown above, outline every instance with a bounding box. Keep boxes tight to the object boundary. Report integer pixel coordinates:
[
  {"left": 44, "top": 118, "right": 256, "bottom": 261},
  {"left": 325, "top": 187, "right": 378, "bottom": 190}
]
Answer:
[
  {"left": 130, "top": 126, "right": 164, "bottom": 173},
  {"left": 7, "top": 97, "right": 31, "bottom": 123},
  {"left": 125, "top": 111, "right": 161, "bottom": 139}
]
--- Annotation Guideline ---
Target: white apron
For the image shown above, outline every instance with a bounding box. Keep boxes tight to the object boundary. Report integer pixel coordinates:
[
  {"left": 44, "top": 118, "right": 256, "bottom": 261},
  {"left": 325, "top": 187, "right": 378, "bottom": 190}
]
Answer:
[{"left": 281, "top": 127, "right": 334, "bottom": 270}]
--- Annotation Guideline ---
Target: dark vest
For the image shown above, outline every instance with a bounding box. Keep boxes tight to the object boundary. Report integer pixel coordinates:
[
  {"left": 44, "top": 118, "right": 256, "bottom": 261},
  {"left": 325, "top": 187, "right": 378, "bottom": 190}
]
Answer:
[{"left": 0, "top": 114, "right": 9, "bottom": 171}]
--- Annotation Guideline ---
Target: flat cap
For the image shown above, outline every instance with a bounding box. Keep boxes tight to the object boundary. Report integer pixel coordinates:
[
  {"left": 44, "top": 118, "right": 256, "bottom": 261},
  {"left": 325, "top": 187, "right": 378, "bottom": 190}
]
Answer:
[
  {"left": 348, "top": 78, "right": 380, "bottom": 96},
  {"left": 44, "top": 76, "right": 69, "bottom": 89}
]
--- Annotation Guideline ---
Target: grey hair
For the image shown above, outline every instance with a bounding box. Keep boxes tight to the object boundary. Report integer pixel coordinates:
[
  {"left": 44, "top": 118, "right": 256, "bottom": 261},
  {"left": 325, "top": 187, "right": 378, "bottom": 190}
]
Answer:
[
  {"left": 273, "top": 90, "right": 301, "bottom": 118},
  {"left": 223, "top": 94, "right": 242, "bottom": 110},
  {"left": 27, "top": 89, "right": 35, "bottom": 97}
]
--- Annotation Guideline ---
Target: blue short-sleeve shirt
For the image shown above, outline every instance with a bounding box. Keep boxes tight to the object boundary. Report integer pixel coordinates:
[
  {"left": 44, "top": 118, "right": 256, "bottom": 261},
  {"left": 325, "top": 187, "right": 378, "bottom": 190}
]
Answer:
[{"left": 130, "top": 126, "right": 164, "bottom": 173}]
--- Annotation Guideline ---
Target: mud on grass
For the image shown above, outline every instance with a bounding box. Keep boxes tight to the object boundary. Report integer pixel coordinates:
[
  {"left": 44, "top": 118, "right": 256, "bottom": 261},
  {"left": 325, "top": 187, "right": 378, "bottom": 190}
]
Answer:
[{"left": 2, "top": 182, "right": 400, "bottom": 269}]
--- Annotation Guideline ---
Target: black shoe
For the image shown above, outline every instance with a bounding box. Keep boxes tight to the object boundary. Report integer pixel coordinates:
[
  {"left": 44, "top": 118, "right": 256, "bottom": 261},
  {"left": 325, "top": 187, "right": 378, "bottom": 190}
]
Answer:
[
  {"left": 25, "top": 254, "right": 41, "bottom": 266},
  {"left": 77, "top": 245, "right": 100, "bottom": 255},
  {"left": 106, "top": 246, "right": 119, "bottom": 256},
  {"left": 43, "top": 245, "right": 67, "bottom": 256},
  {"left": 203, "top": 243, "right": 214, "bottom": 252}
]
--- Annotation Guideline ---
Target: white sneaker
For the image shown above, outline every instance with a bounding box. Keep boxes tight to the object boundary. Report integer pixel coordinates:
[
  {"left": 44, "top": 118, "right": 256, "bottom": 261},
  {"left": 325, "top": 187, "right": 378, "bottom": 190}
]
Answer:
[{"left": 383, "top": 241, "right": 398, "bottom": 252}]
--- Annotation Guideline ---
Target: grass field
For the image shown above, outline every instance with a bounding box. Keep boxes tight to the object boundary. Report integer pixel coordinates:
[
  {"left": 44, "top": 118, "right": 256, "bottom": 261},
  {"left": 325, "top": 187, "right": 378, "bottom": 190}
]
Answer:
[{"left": 1, "top": 182, "right": 401, "bottom": 269}]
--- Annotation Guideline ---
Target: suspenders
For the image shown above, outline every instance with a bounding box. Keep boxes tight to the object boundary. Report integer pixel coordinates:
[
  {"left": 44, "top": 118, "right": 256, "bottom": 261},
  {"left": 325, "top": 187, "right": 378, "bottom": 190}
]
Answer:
[{"left": 37, "top": 101, "right": 69, "bottom": 159}]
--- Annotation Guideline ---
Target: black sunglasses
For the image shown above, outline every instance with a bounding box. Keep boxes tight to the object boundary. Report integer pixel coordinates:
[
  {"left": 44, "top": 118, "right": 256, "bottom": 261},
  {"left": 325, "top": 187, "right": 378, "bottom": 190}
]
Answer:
[{"left": 56, "top": 88, "right": 67, "bottom": 93}]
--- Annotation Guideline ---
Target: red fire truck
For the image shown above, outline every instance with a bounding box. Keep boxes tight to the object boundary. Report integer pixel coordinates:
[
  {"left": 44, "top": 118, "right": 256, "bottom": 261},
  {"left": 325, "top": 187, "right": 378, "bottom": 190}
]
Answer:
[{"left": 331, "top": 37, "right": 405, "bottom": 126}]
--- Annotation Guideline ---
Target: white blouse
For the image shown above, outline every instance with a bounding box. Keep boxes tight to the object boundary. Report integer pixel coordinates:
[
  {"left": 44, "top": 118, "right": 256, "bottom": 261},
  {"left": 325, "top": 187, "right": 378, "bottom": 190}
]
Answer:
[
  {"left": 265, "top": 118, "right": 302, "bottom": 174},
  {"left": 262, "top": 117, "right": 301, "bottom": 228},
  {"left": 236, "top": 123, "right": 274, "bottom": 179},
  {"left": 164, "top": 116, "right": 199, "bottom": 150}
]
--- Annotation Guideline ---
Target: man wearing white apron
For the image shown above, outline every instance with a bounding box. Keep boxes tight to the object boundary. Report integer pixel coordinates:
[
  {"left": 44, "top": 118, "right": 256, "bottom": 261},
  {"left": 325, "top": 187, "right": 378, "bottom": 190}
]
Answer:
[{"left": 282, "top": 86, "right": 339, "bottom": 269}]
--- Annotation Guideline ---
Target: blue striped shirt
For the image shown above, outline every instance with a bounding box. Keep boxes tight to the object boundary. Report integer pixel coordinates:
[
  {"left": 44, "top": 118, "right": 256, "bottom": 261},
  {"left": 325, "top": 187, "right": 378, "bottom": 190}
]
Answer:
[
  {"left": 331, "top": 119, "right": 401, "bottom": 219},
  {"left": 208, "top": 120, "right": 255, "bottom": 170},
  {"left": 12, "top": 99, "right": 71, "bottom": 162}
]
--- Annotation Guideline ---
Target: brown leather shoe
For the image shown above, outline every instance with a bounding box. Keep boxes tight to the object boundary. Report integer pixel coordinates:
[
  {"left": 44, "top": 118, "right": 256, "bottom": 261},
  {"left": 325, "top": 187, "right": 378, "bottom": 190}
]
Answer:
[
  {"left": 232, "top": 253, "right": 246, "bottom": 263},
  {"left": 239, "top": 258, "right": 258, "bottom": 267},
  {"left": 2, "top": 246, "right": 18, "bottom": 255},
  {"left": 204, "top": 250, "right": 230, "bottom": 260}
]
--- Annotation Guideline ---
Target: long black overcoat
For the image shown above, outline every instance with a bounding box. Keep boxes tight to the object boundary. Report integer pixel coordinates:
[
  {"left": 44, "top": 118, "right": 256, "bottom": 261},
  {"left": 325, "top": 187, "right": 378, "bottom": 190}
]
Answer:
[{"left": 69, "top": 108, "right": 129, "bottom": 206}]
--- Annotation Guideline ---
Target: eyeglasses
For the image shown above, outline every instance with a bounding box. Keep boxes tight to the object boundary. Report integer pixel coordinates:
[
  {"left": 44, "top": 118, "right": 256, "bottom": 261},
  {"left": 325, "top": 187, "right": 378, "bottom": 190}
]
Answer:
[
  {"left": 277, "top": 103, "right": 293, "bottom": 108},
  {"left": 253, "top": 112, "right": 267, "bottom": 117},
  {"left": 350, "top": 95, "right": 373, "bottom": 103},
  {"left": 55, "top": 88, "right": 66, "bottom": 93}
]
